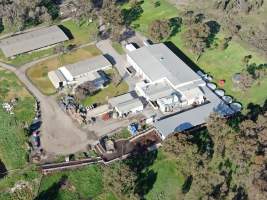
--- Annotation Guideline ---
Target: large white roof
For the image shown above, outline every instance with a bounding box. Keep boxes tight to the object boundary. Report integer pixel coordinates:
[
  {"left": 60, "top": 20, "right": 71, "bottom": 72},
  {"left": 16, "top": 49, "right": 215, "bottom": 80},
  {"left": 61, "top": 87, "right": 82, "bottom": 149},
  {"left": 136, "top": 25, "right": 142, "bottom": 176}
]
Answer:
[
  {"left": 65, "top": 55, "right": 112, "bottom": 77},
  {"left": 127, "top": 43, "right": 202, "bottom": 86}
]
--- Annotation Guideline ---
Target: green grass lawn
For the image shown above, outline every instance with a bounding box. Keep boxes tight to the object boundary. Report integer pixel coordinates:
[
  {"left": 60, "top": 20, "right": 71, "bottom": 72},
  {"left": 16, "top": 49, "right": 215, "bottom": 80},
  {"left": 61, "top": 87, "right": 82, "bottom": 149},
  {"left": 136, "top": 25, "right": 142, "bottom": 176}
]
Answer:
[
  {"left": 124, "top": 0, "right": 178, "bottom": 34},
  {"left": 145, "top": 150, "right": 185, "bottom": 200},
  {"left": 0, "top": 48, "right": 54, "bottom": 67},
  {"left": 112, "top": 42, "right": 125, "bottom": 55},
  {"left": 0, "top": 68, "right": 40, "bottom": 194},
  {"left": 0, "top": 68, "right": 35, "bottom": 169},
  {"left": 61, "top": 19, "right": 98, "bottom": 46},
  {"left": 82, "top": 68, "right": 129, "bottom": 106},
  {"left": 170, "top": 30, "right": 267, "bottom": 108},
  {"left": 38, "top": 165, "right": 103, "bottom": 200},
  {"left": 0, "top": 20, "right": 98, "bottom": 67},
  {"left": 125, "top": 0, "right": 267, "bottom": 108},
  {"left": 27, "top": 45, "right": 101, "bottom": 95}
]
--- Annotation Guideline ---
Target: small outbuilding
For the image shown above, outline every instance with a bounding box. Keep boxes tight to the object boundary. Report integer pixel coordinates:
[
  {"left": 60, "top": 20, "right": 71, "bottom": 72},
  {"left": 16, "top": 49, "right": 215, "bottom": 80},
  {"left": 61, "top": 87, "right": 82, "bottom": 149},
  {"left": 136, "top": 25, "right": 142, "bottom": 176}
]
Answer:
[
  {"left": 109, "top": 93, "right": 144, "bottom": 117},
  {"left": 48, "top": 55, "right": 112, "bottom": 89}
]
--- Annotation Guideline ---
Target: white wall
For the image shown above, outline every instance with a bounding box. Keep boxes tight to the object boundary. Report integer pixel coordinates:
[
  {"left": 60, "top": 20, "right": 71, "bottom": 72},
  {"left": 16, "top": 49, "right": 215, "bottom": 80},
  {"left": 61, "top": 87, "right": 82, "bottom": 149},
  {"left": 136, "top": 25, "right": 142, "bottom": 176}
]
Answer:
[{"left": 127, "top": 54, "right": 152, "bottom": 82}]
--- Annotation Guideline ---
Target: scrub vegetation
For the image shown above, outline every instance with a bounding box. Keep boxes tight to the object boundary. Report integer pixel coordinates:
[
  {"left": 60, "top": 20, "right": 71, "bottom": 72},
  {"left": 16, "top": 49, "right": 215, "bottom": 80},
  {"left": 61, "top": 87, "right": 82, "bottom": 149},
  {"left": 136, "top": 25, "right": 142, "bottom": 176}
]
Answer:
[{"left": 0, "top": 68, "right": 40, "bottom": 198}]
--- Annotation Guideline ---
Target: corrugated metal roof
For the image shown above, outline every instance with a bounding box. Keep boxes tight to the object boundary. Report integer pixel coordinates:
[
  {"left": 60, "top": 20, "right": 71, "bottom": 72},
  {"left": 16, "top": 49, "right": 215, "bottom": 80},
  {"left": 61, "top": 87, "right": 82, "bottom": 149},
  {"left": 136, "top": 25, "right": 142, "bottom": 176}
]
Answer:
[
  {"left": 154, "top": 86, "right": 235, "bottom": 138},
  {"left": 109, "top": 93, "right": 143, "bottom": 113},
  {"left": 127, "top": 43, "right": 201, "bottom": 86},
  {"left": 109, "top": 93, "right": 135, "bottom": 107},
  {"left": 116, "top": 98, "right": 143, "bottom": 113},
  {"left": 65, "top": 55, "right": 112, "bottom": 77},
  {"left": 0, "top": 26, "right": 69, "bottom": 57}
]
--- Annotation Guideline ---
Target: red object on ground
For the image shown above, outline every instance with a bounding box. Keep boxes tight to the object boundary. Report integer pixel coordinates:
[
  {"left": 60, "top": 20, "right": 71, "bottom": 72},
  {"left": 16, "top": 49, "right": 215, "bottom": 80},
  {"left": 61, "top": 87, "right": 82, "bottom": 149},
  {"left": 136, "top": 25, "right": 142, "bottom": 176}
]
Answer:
[
  {"left": 219, "top": 79, "right": 225, "bottom": 87},
  {"left": 102, "top": 113, "right": 110, "bottom": 121}
]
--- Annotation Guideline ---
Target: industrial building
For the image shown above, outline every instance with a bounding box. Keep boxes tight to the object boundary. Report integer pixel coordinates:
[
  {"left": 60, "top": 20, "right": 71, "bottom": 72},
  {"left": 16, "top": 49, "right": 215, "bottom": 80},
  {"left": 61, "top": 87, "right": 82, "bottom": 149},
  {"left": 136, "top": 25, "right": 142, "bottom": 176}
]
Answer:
[
  {"left": 48, "top": 55, "right": 112, "bottom": 89},
  {"left": 0, "top": 26, "right": 69, "bottom": 57},
  {"left": 126, "top": 43, "right": 234, "bottom": 139}
]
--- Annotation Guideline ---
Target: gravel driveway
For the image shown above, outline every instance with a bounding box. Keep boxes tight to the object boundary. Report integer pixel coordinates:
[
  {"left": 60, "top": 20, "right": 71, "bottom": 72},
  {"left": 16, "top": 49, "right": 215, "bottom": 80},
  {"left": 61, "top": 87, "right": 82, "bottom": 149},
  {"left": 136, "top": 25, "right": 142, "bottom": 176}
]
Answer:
[{"left": 0, "top": 60, "right": 98, "bottom": 156}]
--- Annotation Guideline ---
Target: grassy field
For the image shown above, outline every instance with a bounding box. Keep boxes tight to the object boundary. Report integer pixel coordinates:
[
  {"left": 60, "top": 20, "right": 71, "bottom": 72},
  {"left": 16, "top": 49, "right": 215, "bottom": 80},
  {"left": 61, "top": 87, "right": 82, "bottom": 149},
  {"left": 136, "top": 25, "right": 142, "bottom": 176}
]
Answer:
[
  {"left": 37, "top": 150, "right": 184, "bottom": 200},
  {"left": 123, "top": 0, "right": 177, "bottom": 34},
  {"left": 112, "top": 42, "right": 125, "bottom": 55},
  {"left": 0, "top": 20, "right": 98, "bottom": 67},
  {"left": 27, "top": 45, "right": 101, "bottom": 95},
  {"left": 38, "top": 165, "right": 104, "bottom": 200},
  {"left": 145, "top": 150, "right": 185, "bottom": 200},
  {"left": 82, "top": 68, "right": 129, "bottom": 106},
  {"left": 61, "top": 19, "right": 98, "bottom": 46},
  {"left": 170, "top": 31, "right": 267, "bottom": 108},
  {"left": 0, "top": 68, "right": 40, "bottom": 195},
  {"left": 127, "top": 0, "right": 267, "bottom": 109}
]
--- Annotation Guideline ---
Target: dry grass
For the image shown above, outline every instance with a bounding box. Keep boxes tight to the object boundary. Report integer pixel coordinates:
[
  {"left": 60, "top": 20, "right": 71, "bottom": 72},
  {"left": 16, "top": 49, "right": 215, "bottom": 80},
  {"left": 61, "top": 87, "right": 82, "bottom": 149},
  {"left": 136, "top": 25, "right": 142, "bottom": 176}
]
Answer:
[{"left": 27, "top": 45, "right": 101, "bottom": 95}]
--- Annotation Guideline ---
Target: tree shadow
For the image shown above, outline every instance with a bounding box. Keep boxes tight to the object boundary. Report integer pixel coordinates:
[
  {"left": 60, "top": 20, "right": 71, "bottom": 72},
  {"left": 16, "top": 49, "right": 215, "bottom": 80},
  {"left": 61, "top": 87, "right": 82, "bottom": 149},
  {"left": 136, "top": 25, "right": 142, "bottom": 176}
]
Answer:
[
  {"left": 205, "top": 20, "right": 221, "bottom": 47},
  {"left": 41, "top": 0, "right": 60, "bottom": 20},
  {"left": 35, "top": 175, "right": 68, "bottom": 200},
  {"left": 0, "top": 160, "right": 7, "bottom": 179},
  {"left": 122, "top": 1, "right": 144, "bottom": 26},
  {"left": 182, "top": 175, "right": 193, "bottom": 193},
  {"left": 190, "top": 130, "right": 214, "bottom": 158},
  {"left": 125, "top": 150, "right": 158, "bottom": 199},
  {"left": 247, "top": 98, "right": 267, "bottom": 121},
  {"left": 169, "top": 17, "right": 182, "bottom": 37},
  {"left": 0, "top": 19, "right": 4, "bottom": 33}
]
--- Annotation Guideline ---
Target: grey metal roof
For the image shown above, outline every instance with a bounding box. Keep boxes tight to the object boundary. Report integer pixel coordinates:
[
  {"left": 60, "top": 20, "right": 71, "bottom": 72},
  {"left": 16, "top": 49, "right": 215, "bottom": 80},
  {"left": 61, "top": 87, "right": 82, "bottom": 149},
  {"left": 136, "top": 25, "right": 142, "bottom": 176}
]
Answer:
[
  {"left": 116, "top": 98, "right": 143, "bottom": 113},
  {"left": 0, "top": 26, "right": 69, "bottom": 57},
  {"left": 154, "top": 86, "right": 235, "bottom": 138},
  {"left": 109, "top": 93, "right": 135, "bottom": 107},
  {"left": 55, "top": 70, "right": 67, "bottom": 82},
  {"left": 65, "top": 55, "right": 112, "bottom": 77},
  {"left": 143, "top": 80, "right": 176, "bottom": 101},
  {"left": 109, "top": 93, "right": 143, "bottom": 113},
  {"left": 128, "top": 43, "right": 201, "bottom": 86}
]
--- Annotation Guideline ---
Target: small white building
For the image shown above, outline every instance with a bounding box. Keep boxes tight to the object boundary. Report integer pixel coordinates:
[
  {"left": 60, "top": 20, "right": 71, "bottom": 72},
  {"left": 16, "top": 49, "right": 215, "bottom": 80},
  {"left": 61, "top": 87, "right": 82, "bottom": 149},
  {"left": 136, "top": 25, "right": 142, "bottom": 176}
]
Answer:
[
  {"left": 48, "top": 55, "right": 112, "bottom": 89},
  {"left": 108, "top": 93, "right": 144, "bottom": 117}
]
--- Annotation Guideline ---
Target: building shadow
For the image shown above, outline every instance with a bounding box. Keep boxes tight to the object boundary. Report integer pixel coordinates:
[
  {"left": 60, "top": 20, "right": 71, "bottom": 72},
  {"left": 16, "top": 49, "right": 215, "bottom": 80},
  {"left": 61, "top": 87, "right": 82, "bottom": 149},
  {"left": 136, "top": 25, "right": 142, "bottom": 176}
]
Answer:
[
  {"left": 103, "top": 54, "right": 116, "bottom": 65},
  {"left": 164, "top": 41, "right": 203, "bottom": 73},
  {"left": 58, "top": 25, "right": 74, "bottom": 40}
]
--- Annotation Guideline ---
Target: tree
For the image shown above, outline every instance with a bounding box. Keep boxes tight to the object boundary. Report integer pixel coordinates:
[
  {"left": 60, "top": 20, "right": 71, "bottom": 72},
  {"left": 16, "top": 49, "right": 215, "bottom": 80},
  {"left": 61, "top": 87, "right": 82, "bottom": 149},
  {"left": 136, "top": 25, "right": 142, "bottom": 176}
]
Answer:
[
  {"left": 238, "top": 71, "right": 254, "bottom": 91},
  {"left": 72, "top": 0, "right": 96, "bottom": 25},
  {"left": 101, "top": 0, "right": 125, "bottom": 41},
  {"left": 148, "top": 19, "right": 171, "bottom": 42},
  {"left": 183, "top": 22, "right": 211, "bottom": 59},
  {"left": 0, "top": 0, "right": 56, "bottom": 31}
]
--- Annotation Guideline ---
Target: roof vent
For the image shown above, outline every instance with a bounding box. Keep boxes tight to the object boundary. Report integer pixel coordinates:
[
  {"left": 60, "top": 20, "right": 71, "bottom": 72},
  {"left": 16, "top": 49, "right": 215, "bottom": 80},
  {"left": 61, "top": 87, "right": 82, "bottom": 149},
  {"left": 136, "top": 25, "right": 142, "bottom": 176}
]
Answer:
[{"left": 160, "top": 57, "right": 164, "bottom": 61}]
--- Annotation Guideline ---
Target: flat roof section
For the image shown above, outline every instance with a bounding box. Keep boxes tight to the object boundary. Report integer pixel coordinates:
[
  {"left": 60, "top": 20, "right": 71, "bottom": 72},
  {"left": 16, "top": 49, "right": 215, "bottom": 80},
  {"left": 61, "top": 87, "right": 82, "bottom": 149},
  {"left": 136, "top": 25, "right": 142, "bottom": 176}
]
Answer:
[
  {"left": 0, "top": 26, "right": 69, "bottom": 57},
  {"left": 65, "top": 55, "right": 112, "bottom": 77},
  {"left": 109, "top": 93, "right": 135, "bottom": 107},
  {"left": 154, "top": 85, "right": 235, "bottom": 138},
  {"left": 127, "top": 43, "right": 201, "bottom": 86},
  {"left": 142, "top": 80, "right": 177, "bottom": 101},
  {"left": 108, "top": 92, "right": 143, "bottom": 114}
]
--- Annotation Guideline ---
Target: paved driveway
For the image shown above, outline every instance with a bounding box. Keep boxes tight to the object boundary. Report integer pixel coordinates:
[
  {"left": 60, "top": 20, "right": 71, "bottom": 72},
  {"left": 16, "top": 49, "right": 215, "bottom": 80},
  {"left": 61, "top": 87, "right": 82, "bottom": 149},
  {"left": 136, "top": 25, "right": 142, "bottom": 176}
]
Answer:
[{"left": 96, "top": 39, "right": 137, "bottom": 91}]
